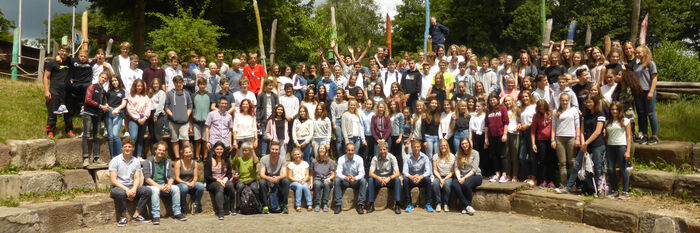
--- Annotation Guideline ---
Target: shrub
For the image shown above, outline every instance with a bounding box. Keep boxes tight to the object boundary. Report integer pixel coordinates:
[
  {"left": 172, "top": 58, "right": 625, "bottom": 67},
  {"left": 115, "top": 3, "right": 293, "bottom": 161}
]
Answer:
[{"left": 653, "top": 40, "right": 700, "bottom": 82}]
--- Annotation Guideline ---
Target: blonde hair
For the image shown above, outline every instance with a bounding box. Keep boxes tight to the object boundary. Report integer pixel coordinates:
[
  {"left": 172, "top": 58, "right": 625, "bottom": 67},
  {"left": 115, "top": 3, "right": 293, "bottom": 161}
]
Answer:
[
  {"left": 374, "top": 101, "right": 389, "bottom": 117},
  {"left": 636, "top": 46, "right": 654, "bottom": 68}
]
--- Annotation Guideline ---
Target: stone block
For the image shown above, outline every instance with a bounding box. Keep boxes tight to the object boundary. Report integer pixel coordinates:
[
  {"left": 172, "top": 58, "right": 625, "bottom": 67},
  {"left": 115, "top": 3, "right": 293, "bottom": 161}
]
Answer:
[
  {"left": 24, "top": 201, "right": 84, "bottom": 233},
  {"left": 511, "top": 189, "right": 585, "bottom": 223},
  {"left": 62, "top": 169, "right": 96, "bottom": 190},
  {"left": 472, "top": 191, "right": 511, "bottom": 212},
  {"left": 340, "top": 188, "right": 359, "bottom": 211},
  {"left": 408, "top": 187, "right": 427, "bottom": 206},
  {"left": 372, "top": 187, "right": 397, "bottom": 210},
  {"left": 54, "top": 138, "right": 83, "bottom": 167},
  {"left": 93, "top": 170, "right": 111, "bottom": 190},
  {"left": 0, "top": 143, "right": 10, "bottom": 169},
  {"left": 634, "top": 141, "right": 693, "bottom": 167},
  {"left": 672, "top": 174, "right": 700, "bottom": 200},
  {"left": 652, "top": 217, "right": 680, "bottom": 233},
  {"left": 73, "top": 194, "right": 114, "bottom": 226},
  {"left": 0, "top": 207, "right": 41, "bottom": 233},
  {"left": 19, "top": 171, "right": 63, "bottom": 195},
  {"left": 693, "top": 143, "right": 700, "bottom": 168},
  {"left": 476, "top": 181, "right": 527, "bottom": 193},
  {"left": 7, "top": 139, "right": 56, "bottom": 169},
  {"left": 185, "top": 190, "right": 214, "bottom": 214},
  {"left": 583, "top": 199, "right": 645, "bottom": 233},
  {"left": 0, "top": 175, "right": 21, "bottom": 199},
  {"left": 630, "top": 170, "right": 677, "bottom": 195},
  {"left": 640, "top": 210, "right": 690, "bottom": 233}
]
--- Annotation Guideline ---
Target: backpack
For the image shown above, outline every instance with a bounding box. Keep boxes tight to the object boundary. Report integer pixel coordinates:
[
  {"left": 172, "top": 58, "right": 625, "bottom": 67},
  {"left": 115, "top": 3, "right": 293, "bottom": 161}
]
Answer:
[{"left": 238, "top": 185, "right": 261, "bottom": 215}]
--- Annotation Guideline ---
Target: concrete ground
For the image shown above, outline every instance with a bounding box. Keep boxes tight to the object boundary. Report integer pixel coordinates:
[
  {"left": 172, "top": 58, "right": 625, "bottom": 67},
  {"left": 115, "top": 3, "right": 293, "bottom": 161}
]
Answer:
[{"left": 69, "top": 209, "right": 611, "bottom": 233}]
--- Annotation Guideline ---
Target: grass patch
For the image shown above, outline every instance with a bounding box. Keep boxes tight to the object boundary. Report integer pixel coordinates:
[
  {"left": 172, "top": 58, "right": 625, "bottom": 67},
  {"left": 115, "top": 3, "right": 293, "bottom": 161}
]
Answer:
[
  {"left": 0, "top": 164, "right": 19, "bottom": 175},
  {"left": 0, "top": 77, "right": 82, "bottom": 142},
  {"left": 656, "top": 99, "right": 700, "bottom": 142},
  {"left": 633, "top": 158, "right": 697, "bottom": 174},
  {"left": 0, "top": 187, "right": 109, "bottom": 207}
]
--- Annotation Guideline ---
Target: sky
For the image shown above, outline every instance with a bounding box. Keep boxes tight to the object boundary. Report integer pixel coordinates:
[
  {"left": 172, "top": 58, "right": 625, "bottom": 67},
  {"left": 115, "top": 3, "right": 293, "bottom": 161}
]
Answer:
[{"left": 1, "top": 0, "right": 401, "bottom": 41}]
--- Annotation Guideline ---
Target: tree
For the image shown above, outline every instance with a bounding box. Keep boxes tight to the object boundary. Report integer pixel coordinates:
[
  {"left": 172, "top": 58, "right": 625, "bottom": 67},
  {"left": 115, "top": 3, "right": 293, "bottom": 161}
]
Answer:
[
  {"left": 314, "top": 0, "right": 385, "bottom": 57},
  {"left": 0, "top": 9, "right": 14, "bottom": 42},
  {"left": 391, "top": 0, "right": 425, "bottom": 54},
  {"left": 147, "top": 5, "right": 226, "bottom": 62}
]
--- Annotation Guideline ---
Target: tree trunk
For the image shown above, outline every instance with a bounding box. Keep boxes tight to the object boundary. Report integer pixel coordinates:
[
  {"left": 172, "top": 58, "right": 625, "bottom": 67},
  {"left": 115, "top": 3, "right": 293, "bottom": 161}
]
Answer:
[
  {"left": 132, "top": 0, "right": 146, "bottom": 56},
  {"left": 630, "top": 0, "right": 641, "bottom": 44}
]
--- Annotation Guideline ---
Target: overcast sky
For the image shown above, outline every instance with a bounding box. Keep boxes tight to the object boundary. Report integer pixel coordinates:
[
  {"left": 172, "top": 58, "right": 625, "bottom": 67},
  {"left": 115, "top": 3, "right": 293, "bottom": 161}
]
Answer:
[{"left": 1, "top": 0, "right": 400, "bottom": 40}]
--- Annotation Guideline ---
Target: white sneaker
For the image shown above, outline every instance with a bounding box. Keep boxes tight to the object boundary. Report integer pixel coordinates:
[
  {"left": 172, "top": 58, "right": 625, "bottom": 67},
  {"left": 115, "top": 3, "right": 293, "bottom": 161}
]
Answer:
[
  {"left": 461, "top": 209, "right": 467, "bottom": 214},
  {"left": 443, "top": 205, "right": 449, "bottom": 212},
  {"left": 466, "top": 206, "right": 475, "bottom": 215},
  {"left": 123, "top": 132, "right": 130, "bottom": 138},
  {"left": 489, "top": 175, "right": 499, "bottom": 182},
  {"left": 435, "top": 205, "right": 442, "bottom": 212},
  {"left": 58, "top": 105, "right": 69, "bottom": 114},
  {"left": 499, "top": 175, "right": 509, "bottom": 183}
]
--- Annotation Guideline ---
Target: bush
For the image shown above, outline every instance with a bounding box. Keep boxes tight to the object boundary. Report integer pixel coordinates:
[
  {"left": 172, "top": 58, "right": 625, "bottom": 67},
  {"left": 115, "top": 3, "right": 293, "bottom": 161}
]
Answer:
[{"left": 653, "top": 41, "right": 700, "bottom": 82}]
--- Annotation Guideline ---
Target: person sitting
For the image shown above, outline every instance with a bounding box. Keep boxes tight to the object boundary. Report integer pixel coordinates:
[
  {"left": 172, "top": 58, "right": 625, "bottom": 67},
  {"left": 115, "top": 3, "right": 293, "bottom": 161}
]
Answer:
[
  {"left": 204, "top": 142, "right": 236, "bottom": 220},
  {"left": 233, "top": 142, "right": 261, "bottom": 214},
  {"left": 143, "top": 142, "right": 187, "bottom": 225},
  {"left": 174, "top": 145, "right": 205, "bottom": 215},
  {"left": 109, "top": 138, "right": 152, "bottom": 227},
  {"left": 333, "top": 143, "right": 368, "bottom": 215},
  {"left": 403, "top": 140, "right": 434, "bottom": 213},
  {"left": 259, "top": 142, "right": 291, "bottom": 214},
  {"left": 451, "top": 138, "right": 482, "bottom": 215},
  {"left": 288, "top": 148, "right": 313, "bottom": 211},
  {"left": 367, "top": 141, "right": 402, "bottom": 214},
  {"left": 311, "top": 145, "right": 336, "bottom": 212}
]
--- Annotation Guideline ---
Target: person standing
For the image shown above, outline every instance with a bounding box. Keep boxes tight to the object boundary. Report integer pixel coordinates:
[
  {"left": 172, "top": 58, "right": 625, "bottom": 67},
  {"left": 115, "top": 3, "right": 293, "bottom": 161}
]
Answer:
[
  {"left": 81, "top": 72, "right": 110, "bottom": 167},
  {"left": 244, "top": 52, "right": 266, "bottom": 95},
  {"left": 43, "top": 45, "right": 75, "bottom": 139},
  {"left": 165, "top": 76, "right": 193, "bottom": 159},
  {"left": 428, "top": 16, "right": 450, "bottom": 52}
]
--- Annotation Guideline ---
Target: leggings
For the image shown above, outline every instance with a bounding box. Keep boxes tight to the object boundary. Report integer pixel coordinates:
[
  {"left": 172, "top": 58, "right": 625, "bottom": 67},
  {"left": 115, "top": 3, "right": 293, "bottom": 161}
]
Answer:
[
  {"left": 472, "top": 134, "right": 487, "bottom": 175},
  {"left": 488, "top": 135, "right": 507, "bottom": 174},
  {"left": 536, "top": 140, "right": 557, "bottom": 183},
  {"left": 518, "top": 130, "right": 536, "bottom": 177}
]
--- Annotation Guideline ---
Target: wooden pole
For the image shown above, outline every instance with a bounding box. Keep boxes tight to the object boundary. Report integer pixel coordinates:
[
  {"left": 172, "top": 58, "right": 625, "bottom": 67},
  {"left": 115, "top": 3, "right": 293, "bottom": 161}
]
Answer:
[
  {"left": 630, "top": 0, "right": 641, "bottom": 44},
  {"left": 105, "top": 38, "right": 114, "bottom": 59},
  {"left": 37, "top": 47, "right": 45, "bottom": 83},
  {"left": 386, "top": 13, "right": 392, "bottom": 58},
  {"left": 81, "top": 11, "right": 88, "bottom": 53},
  {"left": 424, "top": 0, "right": 430, "bottom": 53},
  {"left": 585, "top": 24, "right": 592, "bottom": 46},
  {"left": 542, "top": 19, "right": 552, "bottom": 56},
  {"left": 253, "top": 0, "right": 267, "bottom": 73},
  {"left": 269, "top": 19, "right": 277, "bottom": 66}
]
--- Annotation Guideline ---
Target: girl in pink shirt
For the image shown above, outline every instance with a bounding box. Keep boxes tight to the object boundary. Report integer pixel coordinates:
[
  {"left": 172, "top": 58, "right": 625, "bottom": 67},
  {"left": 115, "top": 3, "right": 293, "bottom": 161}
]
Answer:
[{"left": 127, "top": 79, "right": 152, "bottom": 159}]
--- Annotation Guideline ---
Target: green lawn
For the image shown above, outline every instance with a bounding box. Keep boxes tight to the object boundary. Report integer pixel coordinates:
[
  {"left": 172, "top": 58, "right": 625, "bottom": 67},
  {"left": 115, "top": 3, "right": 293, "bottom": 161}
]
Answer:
[
  {"left": 1, "top": 76, "right": 699, "bottom": 142},
  {"left": 0, "top": 77, "right": 82, "bottom": 142}
]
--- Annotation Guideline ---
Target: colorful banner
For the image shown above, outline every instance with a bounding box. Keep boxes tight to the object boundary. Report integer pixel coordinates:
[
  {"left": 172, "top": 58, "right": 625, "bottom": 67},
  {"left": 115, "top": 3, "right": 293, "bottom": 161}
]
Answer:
[{"left": 639, "top": 13, "right": 649, "bottom": 46}]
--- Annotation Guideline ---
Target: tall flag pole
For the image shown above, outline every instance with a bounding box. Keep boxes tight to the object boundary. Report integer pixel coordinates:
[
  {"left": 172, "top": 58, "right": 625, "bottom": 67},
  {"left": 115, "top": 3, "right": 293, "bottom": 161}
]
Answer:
[
  {"left": 386, "top": 13, "right": 392, "bottom": 58},
  {"left": 253, "top": 0, "right": 267, "bottom": 74},
  {"left": 639, "top": 13, "right": 649, "bottom": 46},
  {"left": 540, "top": 0, "right": 545, "bottom": 46},
  {"left": 424, "top": 0, "right": 430, "bottom": 54}
]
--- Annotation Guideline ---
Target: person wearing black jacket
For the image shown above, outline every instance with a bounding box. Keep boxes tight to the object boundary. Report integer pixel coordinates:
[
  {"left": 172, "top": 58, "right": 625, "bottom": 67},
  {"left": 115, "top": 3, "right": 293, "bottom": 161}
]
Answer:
[
  {"left": 428, "top": 17, "right": 450, "bottom": 52},
  {"left": 81, "top": 72, "right": 109, "bottom": 168},
  {"left": 401, "top": 59, "right": 422, "bottom": 112},
  {"left": 204, "top": 142, "right": 236, "bottom": 220},
  {"left": 257, "top": 79, "right": 280, "bottom": 155}
]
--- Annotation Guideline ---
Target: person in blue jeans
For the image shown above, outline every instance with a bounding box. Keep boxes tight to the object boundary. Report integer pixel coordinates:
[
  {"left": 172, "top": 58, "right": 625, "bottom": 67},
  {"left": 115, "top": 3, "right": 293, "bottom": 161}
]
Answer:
[
  {"left": 422, "top": 99, "right": 441, "bottom": 157},
  {"left": 452, "top": 138, "right": 482, "bottom": 215},
  {"left": 431, "top": 139, "right": 455, "bottom": 212},
  {"left": 105, "top": 75, "right": 127, "bottom": 158},
  {"left": 143, "top": 142, "right": 187, "bottom": 224},
  {"left": 403, "top": 140, "right": 434, "bottom": 213},
  {"left": 605, "top": 102, "right": 632, "bottom": 199},
  {"left": 259, "top": 142, "right": 291, "bottom": 214},
  {"left": 367, "top": 142, "right": 402, "bottom": 214},
  {"left": 311, "top": 145, "right": 336, "bottom": 212},
  {"left": 333, "top": 143, "right": 368, "bottom": 215},
  {"left": 287, "top": 148, "right": 313, "bottom": 211},
  {"left": 631, "top": 47, "right": 659, "bottom": 145},
  {"left": 174, "top": 145, "right": 204, "bottom": 215},
  {"left": 452, "top": 100, "right": 471, "bottom": 154}
]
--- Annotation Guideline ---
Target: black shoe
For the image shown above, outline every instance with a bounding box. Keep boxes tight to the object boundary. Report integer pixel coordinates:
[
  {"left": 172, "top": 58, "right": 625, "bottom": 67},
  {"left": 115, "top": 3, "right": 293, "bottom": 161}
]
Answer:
[
  {"left": 117, "top": 217, "right": 127, "bottom": 227},
  {"left": 174, "top": 214, "right": 188, "bottom": 221},
  {"left": 356, "top": 205, "right": 365, "bottom": 215},
  {"left": 281, "top": 207, "right": 289, "bottom": 214},
  {"left": 647, "top": 137, "right": 659, "bottom": 145},
  {"left": 132, "top": 215, "right": 149, "bottom": 223},
  {"left": 192, "top": 204, "right": 201, "bottom": 215},
  {"left": 366, "top": 203, "right": 375, "bottom": 213},
  {"left": 152, "top": 217, "right": 160, "bottom": 225},
  {"left": 633, "top": 134, "right": 643, "bottom": 143},
  {"left": 218, "top": 215, "right": 224, "bottom": 220},
  {"left": 334, "top": 206, "right": 342, "bottom": 214},
  {"left": 639, "top": 136, "right": 648, "bottom": 145},
  {"left": 394, "top": 205, "right": 401, "bottom": 214}
]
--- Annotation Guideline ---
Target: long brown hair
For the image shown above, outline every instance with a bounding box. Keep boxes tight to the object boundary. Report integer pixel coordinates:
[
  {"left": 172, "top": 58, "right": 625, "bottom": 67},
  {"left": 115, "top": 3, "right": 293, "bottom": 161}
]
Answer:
[
  {"left": 422, "top": 98, "right": 441, "bottom": 125},
  {"left": 130, "top": 79, "right": 147, "bottom": 97},
  {"left": 456, "top": 138, "right": 473, "bottom": 168}
]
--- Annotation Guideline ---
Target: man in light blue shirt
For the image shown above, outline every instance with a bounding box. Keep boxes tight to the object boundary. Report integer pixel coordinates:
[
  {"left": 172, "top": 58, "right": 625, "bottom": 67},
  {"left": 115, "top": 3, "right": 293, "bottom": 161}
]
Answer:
[
  {"left": 333, "top": 143, "right": 368, "bottom": 215},
  {"left": 402, "top": 140, "right": 434, "bottom": 213}
]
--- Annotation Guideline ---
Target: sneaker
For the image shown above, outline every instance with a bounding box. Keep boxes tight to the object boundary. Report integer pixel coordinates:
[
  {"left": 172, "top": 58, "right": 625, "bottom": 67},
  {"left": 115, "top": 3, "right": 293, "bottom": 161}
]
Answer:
[
  {"left": 609, "top": 191, "right": 620, "bottom": 199},
  {"left": 67, "top": 131, "right": 76, "bottom": 138},
  {"left": 511, "top": 177, "right": 518, "bottom": 182},
  {"left": 443, "top": 205, "right": 449, "bottom": 212},
  {"left": 366, "top": 203, "right": 375, "bottom": 213},
  {"left": 555, "top": 186, "right": 571, "bottom": 194},
  {"left": 132, "top": 215, "right": 149, "bottom": 223},
  {"left": 82, "top": 158, "right": 90, "bottom": 168},
  {"left": 435, "top": 205, "right": 442, "bottom": 212},
  {"left": 192, "top": 203, "right": 201, "bottom": 215},
  {"left": 174, "top": 214, "right": 187, "bottom": 221},
  {"left": 547, "top": 182, "right": 556, "bottom": 189},
  {"left": 262, "top": 206, "right": 270, "bottom": 214},
  {"left": 79, "top": 106, "right": 86, "bottom": 115},
  {"left": 152, "top": 217, "right": 160, "bottom": 225},
  {"left": 465, "top": 205, "right": 476, "bottom": 215},
  {"left": 93, "top": 158, "right": 106, "bottom": 166},
  {"left": 59, "top": 105, "right": 69, "bottom": 114},
  {"left": 619, "top": 192, "right": 630, "bottom": 200},
  {"left": 356, "top": 205, "right": 365, "bottom": 215},
  {"left": 539, "top": 181, "right": 547, "bottom": 188},
  {"left": 53, "top": 105, "right": 65, "bottom": 115},
  {"left": 323, "top": 205, "right": 329, "bottom": 212},
  {"left": 314, "top": 205, "right": 320, "bottom": 212},
  {"left": 394, "top": 205, "right": 401, "bottom": 214},
  {"left": 405, "top": 204, "right": 414, "bottom": 212},
  {"left": 117, "top": 217, "right": 127, "bottom": 227},
  {"left": 461, "top": 209, "right": 467, "bottom": 214},
  {"left": 123, "top": 131, "right": 130, "bottom": 138},
  {"left": 633, "top": 134, "right": 642, "bottom": 143},
  {"left": 334, "top": 206, "right": 342, "bottom": 214},
  {"left": 647, "top": 137, "right": 659, "bottom": 145},
  {"left": 639, "top": 136, "right": 648, "bottom": 145},
  {"left": 218, "top": 215, "right": 224, "bottom": 220},
  {"left": 489, "top": 175, "right": 500, "bottom": 182},
  {"left": 282, "top": 207, "right": 289, "bottom": 214},
  {"left": 425, "top": 204, "right": 434, "bottom": 213},
  {"left": 48, "top": 132, "right": 55, "bottom": 139},
  {"left": 499, "top": 175, "right": 509, "bottom": 183}
]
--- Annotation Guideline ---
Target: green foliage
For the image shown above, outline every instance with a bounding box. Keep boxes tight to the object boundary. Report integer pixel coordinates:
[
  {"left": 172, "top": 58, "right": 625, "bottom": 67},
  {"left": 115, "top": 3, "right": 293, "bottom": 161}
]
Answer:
[
  {"left": 501, "top": 0, "right": 543, "bottom": 53},
  {"left": 655, "top": 99, "right": 700, "bottom": 142},
  {"left": 314, "top": 0, "right": 385, "bottom": 59},
  {"left": 0, "top": 198, "right": 19, "bottom": 207},
  {"left": 0, "top": 9, "right": 14, "bottom": 42},
  {"left": 392, "top": 0, "right": 426, "bottom": 54},
  {"left": 147, "top": 5, "right": 227, "bottom": 64},
  {"left": 0, "top": 164, "right": 19, "bottom": 175},
  {"left": 653, "top": 40, "right": 700, "bottom": 83},
  {"left": 632, "top": 158, "right": 696, "bottom": 175}
]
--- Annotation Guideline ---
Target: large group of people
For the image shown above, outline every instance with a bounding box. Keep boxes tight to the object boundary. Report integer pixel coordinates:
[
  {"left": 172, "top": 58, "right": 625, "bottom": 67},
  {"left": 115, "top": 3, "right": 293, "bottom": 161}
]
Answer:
[{"left": 42, "top": 17, "right": 660, "bottom": 227}]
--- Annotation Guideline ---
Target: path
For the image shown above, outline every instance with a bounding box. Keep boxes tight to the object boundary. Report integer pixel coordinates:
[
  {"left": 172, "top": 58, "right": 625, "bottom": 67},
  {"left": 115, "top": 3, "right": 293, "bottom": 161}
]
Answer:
[{"left": 69, "top": 209, "right": 610, "bottom": 233}]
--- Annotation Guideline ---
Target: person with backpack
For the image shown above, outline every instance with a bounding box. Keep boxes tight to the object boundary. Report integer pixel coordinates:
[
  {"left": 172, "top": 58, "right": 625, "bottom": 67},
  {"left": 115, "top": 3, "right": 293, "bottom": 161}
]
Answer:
[{"left": 233, "top": 142, "right": 262, "bottom": 215}]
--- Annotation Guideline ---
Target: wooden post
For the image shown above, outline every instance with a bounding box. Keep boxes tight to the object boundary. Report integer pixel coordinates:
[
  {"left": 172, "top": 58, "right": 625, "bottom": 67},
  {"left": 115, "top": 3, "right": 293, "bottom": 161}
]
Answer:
[
  {"left": 81, "top": 11, "right": 88, "bottom": 53},
  {"left": 269, "top": 19, "right": 277, "bottom": 66},
  {"left": 105, "top": 38, "right": 114, "bottom": 59},
  {"left": 541, "top": 19, "right": 552, "bottom": 56},
  {"left": 585, "top": 24, "right": 592, "bottom": 46},
  {"left": 253, "top": 0, "right": 267, "bottom": 74},
  {"left": 37, "top": 47, "right": 45, "bottom": 83},
  {"left": 630, "top": 0, "right": 641, "bottom": 44}
]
